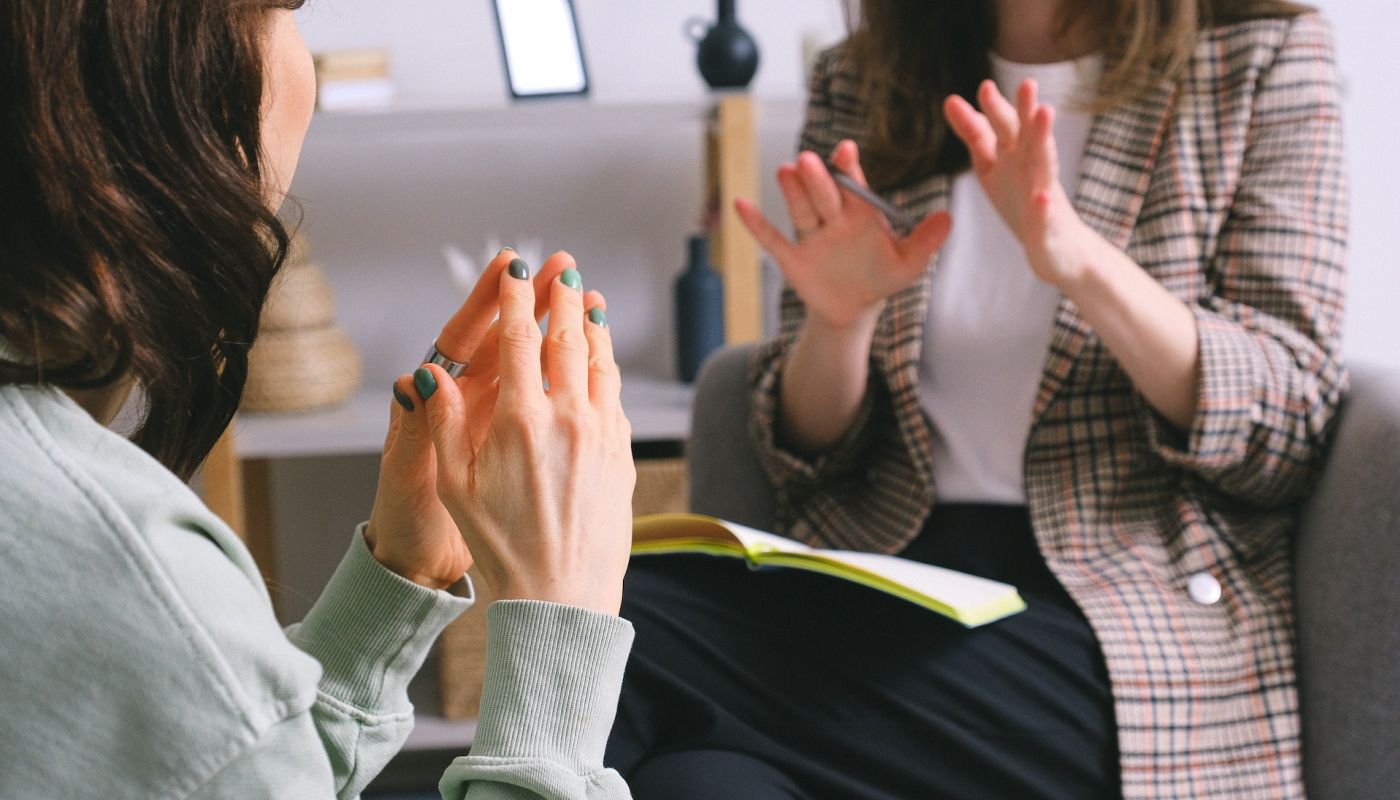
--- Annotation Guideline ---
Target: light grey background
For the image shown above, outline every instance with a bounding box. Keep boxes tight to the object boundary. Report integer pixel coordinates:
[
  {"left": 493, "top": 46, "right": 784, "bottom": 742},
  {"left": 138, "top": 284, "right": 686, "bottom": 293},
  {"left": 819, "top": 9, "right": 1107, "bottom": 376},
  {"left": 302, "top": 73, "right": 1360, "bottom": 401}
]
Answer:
[{"left": 267, "top": 0, "right": 1399, "bottom": 623}]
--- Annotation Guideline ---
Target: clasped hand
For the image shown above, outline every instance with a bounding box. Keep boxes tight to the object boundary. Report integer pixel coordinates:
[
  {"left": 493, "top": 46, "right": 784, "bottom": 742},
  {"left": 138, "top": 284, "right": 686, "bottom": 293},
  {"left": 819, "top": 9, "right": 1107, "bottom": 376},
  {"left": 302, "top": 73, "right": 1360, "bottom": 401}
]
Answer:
[{"left": 365, "top": 249, "right": 635, "bottom": 616}]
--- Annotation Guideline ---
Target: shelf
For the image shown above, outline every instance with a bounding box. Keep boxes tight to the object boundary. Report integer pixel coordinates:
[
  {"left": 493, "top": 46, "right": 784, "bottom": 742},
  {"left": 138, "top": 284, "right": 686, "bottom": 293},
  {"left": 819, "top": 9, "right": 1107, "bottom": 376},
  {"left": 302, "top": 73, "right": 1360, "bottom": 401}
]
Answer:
[
  {"left": 403, "top": 714, "right": 476, "bottom": 752},
  {"left": 304, "top": 95, "right": 805, "bottom": 141},
  {"left": 230, "top": 374, "right": 693, "bottom": 460}
]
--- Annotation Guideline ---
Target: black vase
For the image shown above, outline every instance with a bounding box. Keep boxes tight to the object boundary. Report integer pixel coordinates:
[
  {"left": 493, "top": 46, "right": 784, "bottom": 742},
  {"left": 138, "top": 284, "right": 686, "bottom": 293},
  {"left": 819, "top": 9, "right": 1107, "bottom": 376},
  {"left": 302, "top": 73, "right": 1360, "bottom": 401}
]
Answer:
[
  {"left": 675, "top": 235, "right": 726, "bottom": 383},
  {"left": 688, "top": 0, "right": 759, "bottom": 90}
]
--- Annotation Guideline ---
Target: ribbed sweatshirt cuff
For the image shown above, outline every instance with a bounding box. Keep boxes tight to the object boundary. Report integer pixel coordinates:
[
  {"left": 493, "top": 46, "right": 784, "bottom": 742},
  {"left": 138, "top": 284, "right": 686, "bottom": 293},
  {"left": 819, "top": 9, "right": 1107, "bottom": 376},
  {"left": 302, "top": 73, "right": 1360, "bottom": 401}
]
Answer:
[
  {"left": 469, "top": 600, "right": 635, "bottom": 771},
  {"left": 287, "top": 523, "right": 474, "bottom": 712}
]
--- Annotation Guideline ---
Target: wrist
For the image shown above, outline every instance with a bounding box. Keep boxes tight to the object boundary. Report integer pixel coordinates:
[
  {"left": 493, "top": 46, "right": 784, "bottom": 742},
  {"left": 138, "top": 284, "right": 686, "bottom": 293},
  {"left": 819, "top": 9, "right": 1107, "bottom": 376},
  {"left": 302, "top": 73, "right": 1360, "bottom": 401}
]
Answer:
[
  {"left": 804, "top": 303, "right": 882, "bottom": 351},
  {"left": 1041, "top": 218, "right": 1109, "bottom": 299},
  {"left": 363, "top": 525, "right": 457, "bottom": 591}
]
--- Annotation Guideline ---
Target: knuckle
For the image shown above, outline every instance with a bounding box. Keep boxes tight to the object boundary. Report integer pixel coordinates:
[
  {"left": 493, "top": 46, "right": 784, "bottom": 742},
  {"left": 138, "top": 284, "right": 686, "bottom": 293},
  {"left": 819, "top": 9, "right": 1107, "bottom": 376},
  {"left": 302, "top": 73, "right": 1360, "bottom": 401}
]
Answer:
[
  {"left": 588, "top": 354, "right": 620, "bottom": 379},
  {"left": 501, "top": 318, "right": 542, "bottom": 348},
  {"left": 547, "top": 322, "right": 588, "bottom": 354},
  {"left": 499, "top": 402, "right": 537, "bottom": 431}
]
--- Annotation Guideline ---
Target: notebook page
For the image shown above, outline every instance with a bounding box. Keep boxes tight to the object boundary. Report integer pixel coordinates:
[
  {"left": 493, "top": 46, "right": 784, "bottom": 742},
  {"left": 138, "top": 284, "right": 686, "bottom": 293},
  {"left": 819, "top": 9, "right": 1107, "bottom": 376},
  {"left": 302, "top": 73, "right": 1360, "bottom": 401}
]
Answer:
[
  {"left": 815, "top": 549, "right": 1015, "bottom": 608},
  {"left": 720, "top": 521, "right": 815, "bottom": 556}
]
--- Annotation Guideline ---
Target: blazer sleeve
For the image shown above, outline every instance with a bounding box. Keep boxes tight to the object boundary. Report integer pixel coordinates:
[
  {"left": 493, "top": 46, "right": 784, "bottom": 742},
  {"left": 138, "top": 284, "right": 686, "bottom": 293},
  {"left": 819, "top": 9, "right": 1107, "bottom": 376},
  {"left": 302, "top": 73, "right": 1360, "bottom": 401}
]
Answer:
[
  {"left": 748, "top": 46, "right": 887, "bottom": 495},
  {"left": 1141, "top": 13, "right": 1349, "bottom": 509}
]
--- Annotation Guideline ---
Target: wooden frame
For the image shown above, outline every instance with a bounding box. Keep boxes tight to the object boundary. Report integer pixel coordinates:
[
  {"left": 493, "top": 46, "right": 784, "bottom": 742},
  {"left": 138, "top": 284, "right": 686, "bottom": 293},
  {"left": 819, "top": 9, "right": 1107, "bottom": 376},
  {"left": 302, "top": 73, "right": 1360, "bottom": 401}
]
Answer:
[{"left": 704, "top": 94, "right": 763, "bottom": 343}]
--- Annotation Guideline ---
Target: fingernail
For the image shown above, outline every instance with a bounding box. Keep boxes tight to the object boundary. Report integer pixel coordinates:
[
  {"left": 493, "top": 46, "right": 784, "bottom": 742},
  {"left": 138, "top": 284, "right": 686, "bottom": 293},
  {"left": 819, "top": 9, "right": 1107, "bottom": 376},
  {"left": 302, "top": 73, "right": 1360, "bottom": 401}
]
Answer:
[
  {"left": 560, "top": 268, "right": 582, "bottom": 291},
  {"left": 588, "top": 308, "right": 607, "bottom": 327},
  {"left": 392, "top": 384, "right": 415, "bottom": 412},
  {"left": 413, "top": 367, "right": 438, "bottom": 400},
  {"left": 508, "top": 258, "right": 530, "bottom": 280}
]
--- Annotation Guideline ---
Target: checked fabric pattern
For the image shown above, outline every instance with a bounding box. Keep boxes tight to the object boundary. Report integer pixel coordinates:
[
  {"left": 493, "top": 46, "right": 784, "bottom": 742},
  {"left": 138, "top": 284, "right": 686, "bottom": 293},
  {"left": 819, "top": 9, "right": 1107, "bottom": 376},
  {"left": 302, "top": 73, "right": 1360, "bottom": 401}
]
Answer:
[{"left": 748, "top": 13, "right": 1347, "bottom": 798}]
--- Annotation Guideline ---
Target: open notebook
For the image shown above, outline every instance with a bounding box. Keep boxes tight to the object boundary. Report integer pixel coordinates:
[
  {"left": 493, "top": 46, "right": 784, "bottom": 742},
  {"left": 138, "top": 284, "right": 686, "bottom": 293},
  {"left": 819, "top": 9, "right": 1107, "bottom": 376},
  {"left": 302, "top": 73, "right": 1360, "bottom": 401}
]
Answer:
[{"left": 632, "top": 514, "right": 1026, "bottom": 628}]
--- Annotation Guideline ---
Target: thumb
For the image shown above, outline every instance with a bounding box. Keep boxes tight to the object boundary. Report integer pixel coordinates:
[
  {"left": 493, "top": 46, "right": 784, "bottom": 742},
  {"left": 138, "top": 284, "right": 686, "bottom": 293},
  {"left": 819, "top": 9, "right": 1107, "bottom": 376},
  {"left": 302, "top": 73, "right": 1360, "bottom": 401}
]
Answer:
[
  {"left": 413, "top": 364, "right": 470, "bottom": 476},
  {"left": 897, "top": 211, "right": 953, "bottom": 274},
  {"left": 383, "top": 373, "right": 435, "bottom": 466}
]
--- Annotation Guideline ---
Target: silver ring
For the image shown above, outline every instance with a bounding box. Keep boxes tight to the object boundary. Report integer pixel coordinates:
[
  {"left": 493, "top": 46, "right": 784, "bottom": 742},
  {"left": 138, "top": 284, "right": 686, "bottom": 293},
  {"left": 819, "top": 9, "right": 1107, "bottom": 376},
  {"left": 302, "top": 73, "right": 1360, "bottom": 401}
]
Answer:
[
  {"left": 423, "top": 345, "right": 467, "bottom": 378},
  {"left": 795, "top": 225, "right": 818, "bottom": 241}
]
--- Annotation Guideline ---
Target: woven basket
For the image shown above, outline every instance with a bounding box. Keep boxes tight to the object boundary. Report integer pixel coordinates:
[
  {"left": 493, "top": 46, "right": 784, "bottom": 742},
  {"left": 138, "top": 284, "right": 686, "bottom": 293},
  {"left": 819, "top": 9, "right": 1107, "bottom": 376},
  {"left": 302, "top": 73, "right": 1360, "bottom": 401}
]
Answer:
[
  {"left": 242, "top": 325, "right": 362, "bottom": 412},
  {"left": 261, "top": 260, "right": 337, "bottom": 332},
  {"left": 437, "top": 457, "right": 690, "bottom": 719}
]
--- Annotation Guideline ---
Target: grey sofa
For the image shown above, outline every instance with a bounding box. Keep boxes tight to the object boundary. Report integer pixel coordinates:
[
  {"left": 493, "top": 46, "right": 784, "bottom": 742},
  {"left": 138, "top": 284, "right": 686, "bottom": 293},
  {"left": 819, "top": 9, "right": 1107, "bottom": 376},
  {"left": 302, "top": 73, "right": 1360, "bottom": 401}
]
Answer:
[{"left": 687, "top": 344, "right": 1400, "bottom": 799}]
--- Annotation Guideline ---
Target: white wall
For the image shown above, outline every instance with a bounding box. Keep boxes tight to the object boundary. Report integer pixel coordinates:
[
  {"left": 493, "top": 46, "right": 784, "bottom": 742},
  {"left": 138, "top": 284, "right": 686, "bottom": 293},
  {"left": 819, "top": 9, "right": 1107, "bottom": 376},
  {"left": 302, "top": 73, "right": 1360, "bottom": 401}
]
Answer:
[{"left": 1310, "top": 0, "right": 1400, "bottom": 371}]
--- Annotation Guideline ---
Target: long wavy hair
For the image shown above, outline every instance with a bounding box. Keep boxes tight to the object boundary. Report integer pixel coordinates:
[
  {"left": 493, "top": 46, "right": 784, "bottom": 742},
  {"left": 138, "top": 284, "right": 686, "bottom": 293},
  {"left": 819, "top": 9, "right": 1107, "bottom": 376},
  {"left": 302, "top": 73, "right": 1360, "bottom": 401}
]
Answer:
[
  {"left": 845, "top": 0, "right": 1311, "bottom": 191},
  {"left": 0, "top": 0, "right": 305, "bottom": 479}
]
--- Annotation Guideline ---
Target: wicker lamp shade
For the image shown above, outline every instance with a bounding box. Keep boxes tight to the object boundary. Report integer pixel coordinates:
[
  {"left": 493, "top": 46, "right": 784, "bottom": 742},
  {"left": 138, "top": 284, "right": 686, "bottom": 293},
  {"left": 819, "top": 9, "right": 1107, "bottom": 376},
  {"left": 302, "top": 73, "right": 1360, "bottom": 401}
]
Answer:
[{"left": 242, "top": 237, "right": 363, "bottom": 412}]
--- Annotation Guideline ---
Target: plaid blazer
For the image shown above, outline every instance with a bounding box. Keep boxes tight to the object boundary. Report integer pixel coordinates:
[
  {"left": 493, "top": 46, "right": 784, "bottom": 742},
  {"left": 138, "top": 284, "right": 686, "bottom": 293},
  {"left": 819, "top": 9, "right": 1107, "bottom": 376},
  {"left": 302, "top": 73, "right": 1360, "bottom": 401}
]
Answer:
[{"left": 748, "top": 13, "right": 1347, "bottom": 798}]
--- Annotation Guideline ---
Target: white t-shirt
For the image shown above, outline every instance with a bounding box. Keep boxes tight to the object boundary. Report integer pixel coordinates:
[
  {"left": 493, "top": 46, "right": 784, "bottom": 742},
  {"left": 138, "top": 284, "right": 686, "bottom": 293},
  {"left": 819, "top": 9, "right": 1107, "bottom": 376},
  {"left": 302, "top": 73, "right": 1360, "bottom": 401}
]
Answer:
[{"left": 918, "top": 52, "right": 1103, "bottom": 504}]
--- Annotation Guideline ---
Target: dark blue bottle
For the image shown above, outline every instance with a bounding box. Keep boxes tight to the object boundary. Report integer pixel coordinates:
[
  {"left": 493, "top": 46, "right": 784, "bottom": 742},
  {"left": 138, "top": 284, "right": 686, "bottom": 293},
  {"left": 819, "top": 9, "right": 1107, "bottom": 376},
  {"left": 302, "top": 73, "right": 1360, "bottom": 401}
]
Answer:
[{"left": 675, "top": 235, "right": 726, "bottom": 383}]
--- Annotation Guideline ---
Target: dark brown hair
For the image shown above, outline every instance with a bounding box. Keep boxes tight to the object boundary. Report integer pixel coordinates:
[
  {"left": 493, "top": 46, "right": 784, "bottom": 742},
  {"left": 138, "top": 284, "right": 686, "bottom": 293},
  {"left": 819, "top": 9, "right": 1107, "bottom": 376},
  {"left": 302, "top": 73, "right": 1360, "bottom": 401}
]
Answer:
[
  {"left": 0, "top": 0, "right": 304, "bottom": 479},
  {"left": 845, "top": 0, "right": 1311, "bottom": 191}
]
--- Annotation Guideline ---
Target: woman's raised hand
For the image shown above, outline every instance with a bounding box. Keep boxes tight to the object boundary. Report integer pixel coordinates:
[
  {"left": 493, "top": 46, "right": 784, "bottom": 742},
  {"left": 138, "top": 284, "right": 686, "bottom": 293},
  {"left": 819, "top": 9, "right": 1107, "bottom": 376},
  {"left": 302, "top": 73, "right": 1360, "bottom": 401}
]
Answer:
[
  {"left": 735, "top": 140, "right": 952, "bottom": 330},
  {"left": 944, "top": 79, "right": 1093, "bottom": 288},
  {"left": 417, "top": 256, "right": 636, "bottom": 615}
]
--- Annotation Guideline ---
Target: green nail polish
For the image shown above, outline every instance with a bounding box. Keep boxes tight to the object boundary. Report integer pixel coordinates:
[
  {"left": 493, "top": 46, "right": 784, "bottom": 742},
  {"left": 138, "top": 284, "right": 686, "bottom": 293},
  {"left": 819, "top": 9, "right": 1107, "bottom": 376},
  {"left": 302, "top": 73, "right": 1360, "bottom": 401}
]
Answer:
[
  {"left": 560, "top": 268, "right": 582, "bottom": 291},
  {"left": 588, "top": 308, "right": 607, "bottom": 327},
  {"left": 508, "top": 258, "right": 529, "bottom": 280},
  {"left": 413, "top": 367, "right": 438, "bottom": 400},
  {"left": 392, "top": 384, "right": 415, "bottom": 412}
]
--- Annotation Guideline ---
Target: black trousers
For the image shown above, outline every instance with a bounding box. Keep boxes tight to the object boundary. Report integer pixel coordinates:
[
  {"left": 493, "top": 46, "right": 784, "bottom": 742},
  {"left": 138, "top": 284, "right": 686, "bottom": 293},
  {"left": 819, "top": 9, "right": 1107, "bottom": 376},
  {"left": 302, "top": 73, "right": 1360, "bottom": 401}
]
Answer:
[{"left": 605, "top": 504, "right": 1120, "bottom": 800}]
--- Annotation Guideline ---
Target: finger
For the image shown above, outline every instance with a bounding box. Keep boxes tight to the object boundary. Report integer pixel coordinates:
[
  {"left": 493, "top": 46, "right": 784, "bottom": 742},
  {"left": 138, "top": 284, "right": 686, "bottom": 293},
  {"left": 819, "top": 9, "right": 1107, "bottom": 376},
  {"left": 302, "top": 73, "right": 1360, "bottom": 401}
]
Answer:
[
  {"left": 433, "top": 248, "right": 515, "bottom": 365},
  {"left": 415, "top": 363, "right": 469, "bottom": 482},
  {"left": 582, "top": 298, "right": 621, "bottom": 409},
  {"left": 466, "top": 282, "right": 601, "bottom": 387},
  {"left": 462, "top": 324, "right": 500, "bottom": 384},
  {"left": 777, "top": 163, "right": 821, "bottom": 234},
  {"left": 796, "top": 150, "right": 842, "bottom": 221},
  {"left": 496, "top": 257, "right": 546, "bottom": 406},
  {"left": 532, "top": 251, "right": 576, "bottom": 320},
  {"left": 896, "top": 211, "right": 953, "bottom": 275},
  {"left": 735, "top": 198, "right": 796, "bottom": 264},
  {"left": 386, "top": 371, "right": 443, "bottom": 472},
  {"left": 1030, "top": 105, "right": 1059, "bottom": 189},
  {"left": 978, "top": 79, "right": 1019, "bottom": 149},
  {"left": 943, "top": 95, "right": 998, "bottom": 170},
  {"left": 545, "top": 265, "right": 589, "bottom": 404},
  {"left": 1015, "top": 78, "right": 1038, "bottom": 129},
  {"left": 830, "top": 140, "right": 869, "bottom": 187}
]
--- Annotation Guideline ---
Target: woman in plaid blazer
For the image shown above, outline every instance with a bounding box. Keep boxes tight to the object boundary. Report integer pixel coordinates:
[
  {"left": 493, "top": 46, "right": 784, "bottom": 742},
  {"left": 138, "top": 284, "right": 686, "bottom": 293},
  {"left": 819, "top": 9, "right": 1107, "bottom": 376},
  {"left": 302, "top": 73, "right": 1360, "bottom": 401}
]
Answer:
[
  {"left": 714, "top": 2, "right": 1344, "bottom": 798},
  {"left": 607, "top": 1, "right": 1344, "bottom": 797}
]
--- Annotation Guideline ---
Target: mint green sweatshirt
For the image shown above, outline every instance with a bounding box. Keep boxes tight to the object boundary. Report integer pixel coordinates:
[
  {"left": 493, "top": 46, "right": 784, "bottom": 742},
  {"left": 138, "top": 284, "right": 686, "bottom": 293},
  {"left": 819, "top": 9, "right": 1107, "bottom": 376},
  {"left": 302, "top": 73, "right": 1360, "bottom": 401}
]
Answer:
[{"left": 0, "top": 381, "right": 634, "bottom": 799}]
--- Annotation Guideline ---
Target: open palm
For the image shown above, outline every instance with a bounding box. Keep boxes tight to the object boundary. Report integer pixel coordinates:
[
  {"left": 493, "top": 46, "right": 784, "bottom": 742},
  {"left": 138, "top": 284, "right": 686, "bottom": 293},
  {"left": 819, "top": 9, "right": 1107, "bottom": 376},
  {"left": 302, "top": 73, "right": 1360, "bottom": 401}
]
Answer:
[
  {"left": 736, "top": 140, "right": 951, "bottom": 330},
  {"left": 944, "top": 78, "right": 1090, "bottom": 287}
]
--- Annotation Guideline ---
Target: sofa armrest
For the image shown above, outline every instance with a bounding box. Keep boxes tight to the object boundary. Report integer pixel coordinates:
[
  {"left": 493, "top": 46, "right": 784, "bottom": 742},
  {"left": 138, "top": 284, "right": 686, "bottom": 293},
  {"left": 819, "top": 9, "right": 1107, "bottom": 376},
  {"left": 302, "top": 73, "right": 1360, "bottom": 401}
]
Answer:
[
  {"left": 1297, "top": 362, "right": 1400, "bottom": 799},
  {"left": 686, "top": 344, "right": 777, "bottom": 531}
]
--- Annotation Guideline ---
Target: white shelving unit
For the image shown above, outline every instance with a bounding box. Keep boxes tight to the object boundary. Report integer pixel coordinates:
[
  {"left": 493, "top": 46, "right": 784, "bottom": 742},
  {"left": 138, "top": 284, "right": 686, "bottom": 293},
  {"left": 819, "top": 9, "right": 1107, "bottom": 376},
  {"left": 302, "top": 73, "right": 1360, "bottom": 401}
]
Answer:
[{"left": 231, "top": 373, "right": 693, "bottom": 459}]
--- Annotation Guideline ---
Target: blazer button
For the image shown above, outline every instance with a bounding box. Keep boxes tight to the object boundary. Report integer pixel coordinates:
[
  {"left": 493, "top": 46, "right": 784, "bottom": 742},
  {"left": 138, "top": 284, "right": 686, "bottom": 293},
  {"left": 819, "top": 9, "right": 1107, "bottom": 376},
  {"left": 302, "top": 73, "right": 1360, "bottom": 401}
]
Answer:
[{"left": 1188, "top": 572, "right": 1222, "bottom": 605}]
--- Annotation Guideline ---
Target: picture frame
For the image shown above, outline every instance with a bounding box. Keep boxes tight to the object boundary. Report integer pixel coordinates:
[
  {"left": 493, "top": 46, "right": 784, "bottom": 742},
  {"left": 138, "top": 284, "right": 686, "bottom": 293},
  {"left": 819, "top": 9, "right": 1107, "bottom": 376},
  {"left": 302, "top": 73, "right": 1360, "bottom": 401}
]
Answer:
[{"left": 490, "top": 0, "right": 590, "bottom": 100}]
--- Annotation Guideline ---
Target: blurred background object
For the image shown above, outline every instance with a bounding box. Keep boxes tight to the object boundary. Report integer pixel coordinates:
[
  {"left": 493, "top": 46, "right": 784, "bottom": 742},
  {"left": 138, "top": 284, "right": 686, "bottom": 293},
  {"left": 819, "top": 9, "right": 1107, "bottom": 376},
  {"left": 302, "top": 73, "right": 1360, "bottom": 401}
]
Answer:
[
  {"left": 688, "top": 0, "right": 760, "bottom": 90},
  {"left": 314, "top": 48, "right": 395, "bottom": 112},
  {"left": 243, "top": 235, "right": 363, "bottom": 412}
]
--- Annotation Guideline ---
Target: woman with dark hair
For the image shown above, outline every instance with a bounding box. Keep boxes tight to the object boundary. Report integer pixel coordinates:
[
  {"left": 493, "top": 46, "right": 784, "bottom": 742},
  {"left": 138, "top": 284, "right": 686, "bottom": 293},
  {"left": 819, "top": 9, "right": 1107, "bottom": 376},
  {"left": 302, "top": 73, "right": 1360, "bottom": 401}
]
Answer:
[
  {"left": 608, "top": 0, "right": 1346, "bottom": 797},
  {"left": 0, "top": 2, "right": 636, "bottom": 798}
]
